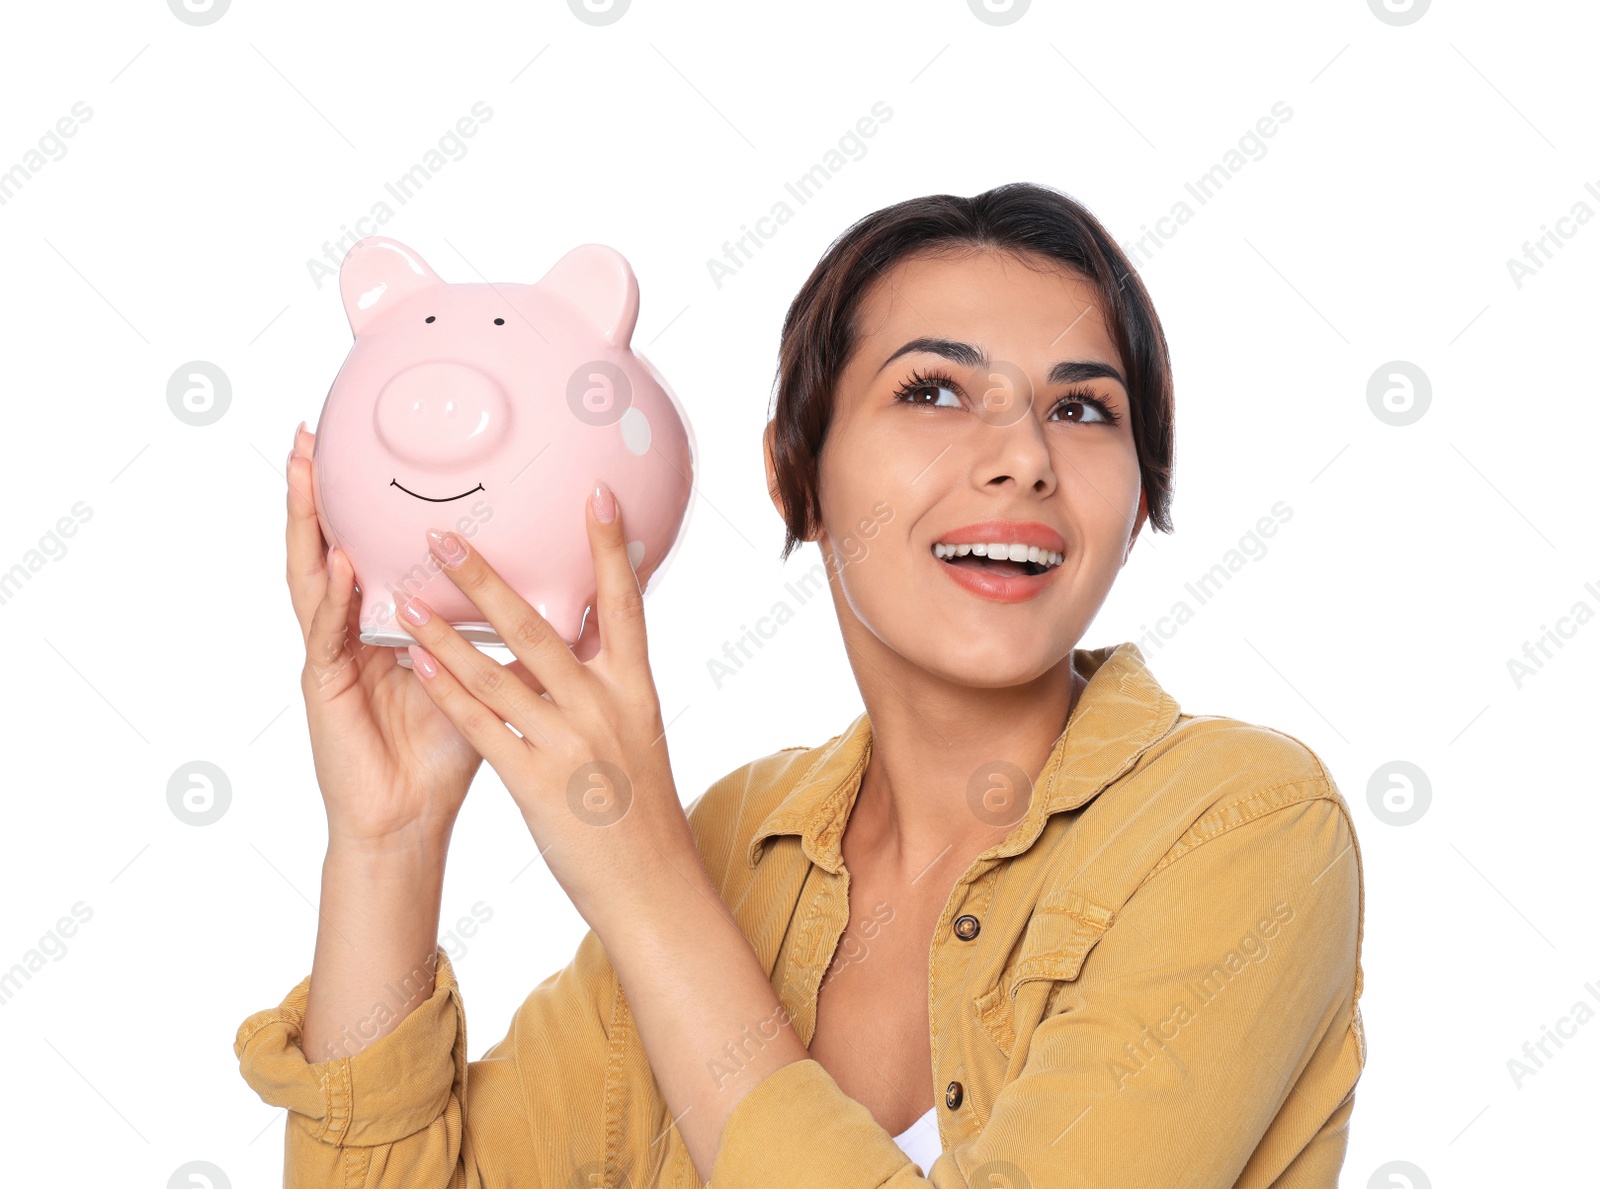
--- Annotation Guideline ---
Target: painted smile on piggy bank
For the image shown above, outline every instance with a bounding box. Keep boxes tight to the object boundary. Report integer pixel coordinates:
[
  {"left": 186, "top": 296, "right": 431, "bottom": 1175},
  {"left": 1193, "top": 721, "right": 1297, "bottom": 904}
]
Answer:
[
  {"left": 310, "top": 235, "right": 696, "bottom": 654},
  {"left": 390, "top": 479, "right": 487, "bottom": 503}
]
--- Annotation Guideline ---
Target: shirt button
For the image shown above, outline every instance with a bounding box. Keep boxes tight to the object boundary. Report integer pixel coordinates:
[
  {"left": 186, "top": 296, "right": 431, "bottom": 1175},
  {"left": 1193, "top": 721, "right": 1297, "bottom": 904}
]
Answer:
[
  {"left": 945, "top": 1080, "right": 964, "bottom": 1110},
  {"left": 953, "top": 914, "right": 980, "bottom": 941}
]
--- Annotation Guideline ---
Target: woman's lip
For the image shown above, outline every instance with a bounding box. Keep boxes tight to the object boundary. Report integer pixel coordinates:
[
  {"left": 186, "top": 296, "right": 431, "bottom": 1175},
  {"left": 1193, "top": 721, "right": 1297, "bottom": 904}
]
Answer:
[
  {"left": 935, "top": 554, "right": 1060, "bottom": 603},
  {"left": 934, "top": 519, "right": 1066, "bottom": 554}
]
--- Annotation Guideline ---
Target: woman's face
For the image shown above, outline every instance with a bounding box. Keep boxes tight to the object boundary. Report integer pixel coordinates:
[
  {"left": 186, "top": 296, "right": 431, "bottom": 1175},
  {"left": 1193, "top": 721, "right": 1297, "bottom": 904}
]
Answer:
[{"left": 773, "top": 247, "right": 1148, "bottom": 689}]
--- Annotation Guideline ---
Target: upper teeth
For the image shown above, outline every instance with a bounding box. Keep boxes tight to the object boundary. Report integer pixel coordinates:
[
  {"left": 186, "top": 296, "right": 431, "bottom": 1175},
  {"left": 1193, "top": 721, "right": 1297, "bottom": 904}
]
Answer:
[{"left": 933, "top": 541, "right": 1063, "bottom": 567}]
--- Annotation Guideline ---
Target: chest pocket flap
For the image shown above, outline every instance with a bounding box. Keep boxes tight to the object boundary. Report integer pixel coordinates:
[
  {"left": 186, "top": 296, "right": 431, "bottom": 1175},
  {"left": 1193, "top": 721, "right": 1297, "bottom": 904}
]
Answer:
[{"left": 973, "top": 895, "right": 1115, "bottom": 1058}]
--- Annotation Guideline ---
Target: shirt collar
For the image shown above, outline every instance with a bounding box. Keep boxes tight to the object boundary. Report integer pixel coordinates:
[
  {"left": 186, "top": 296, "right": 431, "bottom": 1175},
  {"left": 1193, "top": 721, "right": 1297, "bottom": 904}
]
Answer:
[{"left": 744, "top": 641, "right": 1182, "bottom": 873}]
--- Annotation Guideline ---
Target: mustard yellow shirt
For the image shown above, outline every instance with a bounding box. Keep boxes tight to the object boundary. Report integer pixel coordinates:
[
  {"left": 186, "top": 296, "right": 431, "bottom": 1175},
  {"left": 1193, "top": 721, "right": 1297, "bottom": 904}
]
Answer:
[{"left": 235, "top": 641, "right": 1366, "bottom": 1186}]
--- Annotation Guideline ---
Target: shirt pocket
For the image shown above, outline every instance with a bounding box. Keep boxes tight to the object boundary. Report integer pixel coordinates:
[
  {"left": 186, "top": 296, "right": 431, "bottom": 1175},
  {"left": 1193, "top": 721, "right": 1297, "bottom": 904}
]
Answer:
[{"left": 972, "top": 897, "right": 1115, "bottom": 1060}]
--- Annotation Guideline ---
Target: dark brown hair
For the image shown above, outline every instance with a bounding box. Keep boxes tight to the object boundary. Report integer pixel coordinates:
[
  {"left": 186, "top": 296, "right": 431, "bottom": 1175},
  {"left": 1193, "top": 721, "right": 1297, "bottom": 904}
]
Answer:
[{"left": 767, "top": 181, "right": 1175, "bottom": 562}]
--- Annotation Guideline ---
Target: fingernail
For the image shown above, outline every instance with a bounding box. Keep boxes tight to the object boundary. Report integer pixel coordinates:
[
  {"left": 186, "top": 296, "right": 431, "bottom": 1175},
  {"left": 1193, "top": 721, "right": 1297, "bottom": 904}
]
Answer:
[
  {"left": 408, "top": 645, "right": 438, "bottom": 678},
  {"left": 398, "top": 593, "right": 431, "bottom": 626},
  {"left": 592, "top": 480, "right": 616, "bottom": 524},
  {"left": 285, "top": 449, "right": 295, "bottom": 478},
  {"left": 427, "top": 529, "right": 468, "bottom": 569}
]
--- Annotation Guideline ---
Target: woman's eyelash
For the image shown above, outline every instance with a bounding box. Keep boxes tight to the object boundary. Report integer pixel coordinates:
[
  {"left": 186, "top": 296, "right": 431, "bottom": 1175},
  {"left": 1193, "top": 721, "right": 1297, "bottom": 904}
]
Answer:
[
  {"left": 1054, "top": 385, "right": 1122, "bottom": 425},
  {"left": 891, "top": 366, "right": 1122, "bottom": 425},
  {"left": 891, "top": 366, "right": 960, "bottom": 406}
]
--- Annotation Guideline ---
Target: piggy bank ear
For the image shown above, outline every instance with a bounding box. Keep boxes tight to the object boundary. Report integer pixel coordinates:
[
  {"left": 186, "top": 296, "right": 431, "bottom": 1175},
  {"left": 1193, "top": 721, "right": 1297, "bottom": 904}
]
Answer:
[
  {"left": 537, "top": 244, "right": 640, "bottom": 348},
  {"left": 340, "top": 237, "right": 444, "bottom": 335}
]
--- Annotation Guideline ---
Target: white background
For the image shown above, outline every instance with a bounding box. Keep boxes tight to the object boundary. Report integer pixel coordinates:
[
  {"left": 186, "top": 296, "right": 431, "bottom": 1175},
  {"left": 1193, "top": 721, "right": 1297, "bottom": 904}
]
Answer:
[{"left": 1, "top": 1, "right": 1594, "bottom": 1185}]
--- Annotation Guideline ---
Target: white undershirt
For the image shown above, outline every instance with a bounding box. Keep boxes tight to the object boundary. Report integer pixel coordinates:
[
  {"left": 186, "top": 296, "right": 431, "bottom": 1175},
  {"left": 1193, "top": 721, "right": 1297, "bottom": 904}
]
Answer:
[
  {"left": 705, "top": 1104, "right": 940, "bottom": 1187},
  {"left": 891, "top": 1105, "right": 941, "bottom": 1174}
]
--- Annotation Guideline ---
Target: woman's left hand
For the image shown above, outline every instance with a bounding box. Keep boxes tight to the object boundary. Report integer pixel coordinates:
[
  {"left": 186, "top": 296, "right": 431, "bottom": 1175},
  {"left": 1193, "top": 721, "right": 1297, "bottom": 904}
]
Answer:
[{"left": 394, "top": 480, "right": 698, "bottom": 928}]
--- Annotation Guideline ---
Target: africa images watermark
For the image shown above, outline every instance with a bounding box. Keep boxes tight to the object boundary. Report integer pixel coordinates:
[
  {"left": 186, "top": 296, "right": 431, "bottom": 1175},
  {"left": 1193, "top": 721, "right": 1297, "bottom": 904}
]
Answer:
[
  {"left": 1504, "top": 178, "right": 1600, "bottom": 290},
  {"left": 0, "top": 501, "right": 94, "bottom": 610},
  {"left": 304, "top": 100, "right": 496, "bottom": 289},
  {"left": 705, "top": 499, "right": 893, "bottom": 689},
  {"left": 313, "top": 900, "right": 493, "bottom": 1061},
  {"left": 706, "top": 898, "right": 894, "bottom": 1092},
  {"left": 1110, "top": 900, "right": 1294, "bottom": 1090},
  {"left": 0, "top": 901, "right": 94, "bottom": 1008},
  {"left": 0, "top": 100, "right": 94, "bottom": 208},
  {"left": 1505, "top": 980, "right": 1600, "bottom": 1089},
  {"left": 705, "top": 100, "right": 894, "bottom": 290},
  {"left": 1132, "top": 499, "right": 1293, "bottom": 657},
  {"left": 1117, "top": 100, "right": 1294, "bottom": 268},
  {"left": 1503, "top": 577, "right": 1600, "bottom": 689}
]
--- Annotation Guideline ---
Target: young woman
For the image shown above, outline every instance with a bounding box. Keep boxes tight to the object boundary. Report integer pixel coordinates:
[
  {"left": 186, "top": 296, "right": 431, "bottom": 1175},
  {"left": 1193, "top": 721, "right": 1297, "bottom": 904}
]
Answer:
[{"left": 236, "top": 183, "right": 1365, "bottom": 1187}]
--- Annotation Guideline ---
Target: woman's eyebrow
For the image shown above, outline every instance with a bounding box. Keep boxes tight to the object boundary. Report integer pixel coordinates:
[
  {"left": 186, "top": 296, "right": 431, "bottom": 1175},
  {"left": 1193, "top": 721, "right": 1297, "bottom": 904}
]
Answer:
[{"left": 876, "top": 336, "right": 1127, "bottom": 390}]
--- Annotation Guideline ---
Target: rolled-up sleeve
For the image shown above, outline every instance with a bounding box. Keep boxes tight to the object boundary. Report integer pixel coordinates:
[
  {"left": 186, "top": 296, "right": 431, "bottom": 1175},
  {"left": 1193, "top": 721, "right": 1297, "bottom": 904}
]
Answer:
[
  {"left": 234, "top": 776, "right": 771, "bottom": 1186},
  {"left": 234, "top": 926, "right": 622, "bottom": 1187},
  {"left": 710, "top": 796, "right": 1363, "bottom": 1188}
]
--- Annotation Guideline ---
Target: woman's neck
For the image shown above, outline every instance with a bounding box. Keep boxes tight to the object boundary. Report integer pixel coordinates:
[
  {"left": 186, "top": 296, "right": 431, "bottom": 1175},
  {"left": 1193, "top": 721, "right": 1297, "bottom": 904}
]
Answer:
[{"left": 843, "top": 652, "right": 1085, "bottom": 882}]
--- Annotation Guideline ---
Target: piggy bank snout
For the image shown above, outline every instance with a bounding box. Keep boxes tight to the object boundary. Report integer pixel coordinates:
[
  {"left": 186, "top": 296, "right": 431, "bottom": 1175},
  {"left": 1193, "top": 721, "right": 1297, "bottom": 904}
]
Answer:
[{"left": 375, "top": 361, "right": 510, "bottom": 468}]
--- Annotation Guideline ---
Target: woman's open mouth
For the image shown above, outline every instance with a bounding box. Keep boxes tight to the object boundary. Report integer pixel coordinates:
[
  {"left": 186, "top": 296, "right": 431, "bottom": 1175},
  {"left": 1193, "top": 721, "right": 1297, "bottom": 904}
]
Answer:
[
  {"left": 931, "top": 537, "right": 1064, "bottom": 602},
  {"left": 933, "top": 540, "right": 1062, "bottom": 576}
]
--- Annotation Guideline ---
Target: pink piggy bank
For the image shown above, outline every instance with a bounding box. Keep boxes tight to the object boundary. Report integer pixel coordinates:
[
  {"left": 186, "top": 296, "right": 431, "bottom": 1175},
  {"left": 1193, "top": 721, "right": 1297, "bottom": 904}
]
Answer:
[{"left": 310, "top": 236, "right": 696, "bottom": 657}]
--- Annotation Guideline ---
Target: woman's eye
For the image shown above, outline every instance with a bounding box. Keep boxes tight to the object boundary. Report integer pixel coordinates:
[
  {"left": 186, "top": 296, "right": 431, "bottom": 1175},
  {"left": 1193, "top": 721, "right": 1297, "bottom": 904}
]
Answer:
[
  {"left": 1052, "top": 398, "right": 1109, "bottom": 424},
  {"left": 902, "top": 381, "right": 962, "bottom": 408}
]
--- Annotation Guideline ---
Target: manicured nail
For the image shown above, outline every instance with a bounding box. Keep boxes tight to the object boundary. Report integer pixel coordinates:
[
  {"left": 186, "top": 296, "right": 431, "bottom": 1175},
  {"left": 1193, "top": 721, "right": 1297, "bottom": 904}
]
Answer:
[
  {"left": 398, "top": 593, "right": 431, "bottom": 626},
  {"left": 408, "top": 645, "right": 438, "bottom": 678},
  {"left": 592, "top": 480, "right": 616, "bottom": 524},
  {"left": 285, "top": 449, "right": 295, "bottom": 478},
  {"left": 427, "top": 529, "right": 468, "bottom": 569}
]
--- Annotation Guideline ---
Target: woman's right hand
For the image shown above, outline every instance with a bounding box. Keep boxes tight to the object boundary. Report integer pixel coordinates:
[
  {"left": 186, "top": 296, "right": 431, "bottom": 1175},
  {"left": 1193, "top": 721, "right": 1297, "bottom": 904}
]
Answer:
[{"left": 285, "top": 422, "right": 484, "bottom": 849}]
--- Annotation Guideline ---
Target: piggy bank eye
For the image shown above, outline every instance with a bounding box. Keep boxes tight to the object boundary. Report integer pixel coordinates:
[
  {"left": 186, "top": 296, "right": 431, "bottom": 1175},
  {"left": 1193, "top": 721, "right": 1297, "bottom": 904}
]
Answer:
[
  {"left": 494, "top": 317, "right": 505, "bottom": 325},
  {"left": 425, "top": 315, "right": 436, "bottom": 323}
]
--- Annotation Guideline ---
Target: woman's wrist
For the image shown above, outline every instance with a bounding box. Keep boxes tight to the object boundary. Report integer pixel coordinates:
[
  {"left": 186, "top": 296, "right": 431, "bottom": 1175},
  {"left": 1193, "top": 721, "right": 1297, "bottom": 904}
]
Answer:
[
  {"left": 325, "top": 818, "right": 454, "bottom": 874},
  {"left": 534, "top": 806, "right": 707, "bottom": 938},
  {"left": 300, "top": 827, "right": 452, "bottom": 1063}
]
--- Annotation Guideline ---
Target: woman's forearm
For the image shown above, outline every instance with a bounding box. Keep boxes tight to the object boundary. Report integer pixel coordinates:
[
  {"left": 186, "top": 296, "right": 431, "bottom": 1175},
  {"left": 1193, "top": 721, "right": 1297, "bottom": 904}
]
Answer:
[
  {"left": 590, "top": 845, "right": 810, "bottom": 1182},
  {"left": 297, "top": 827, "right": 451, "bottom": 1064}
]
